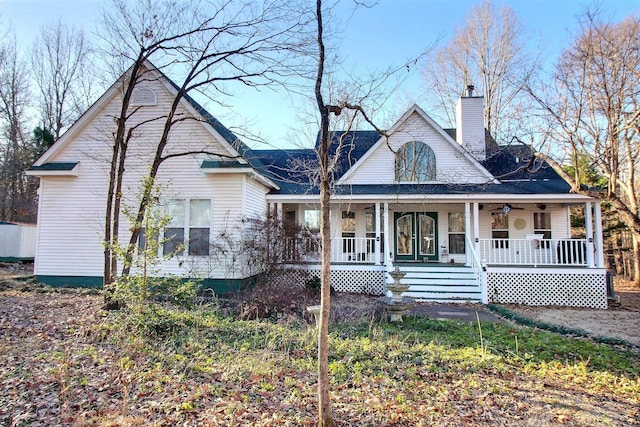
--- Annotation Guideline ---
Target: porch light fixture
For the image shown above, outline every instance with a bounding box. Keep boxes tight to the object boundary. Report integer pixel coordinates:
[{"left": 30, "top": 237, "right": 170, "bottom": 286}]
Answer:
[
  {"left": 537, "top": 204, "right": 546, "bottom": 210},
  {"left": 502, "top": 204, "right": 511, "bottom": 213}
]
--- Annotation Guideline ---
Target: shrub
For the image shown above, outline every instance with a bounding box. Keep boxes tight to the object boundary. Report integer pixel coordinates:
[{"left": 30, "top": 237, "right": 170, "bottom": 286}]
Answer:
[{"left": 232, "top": 273, "right": 319, "bottom": 322}]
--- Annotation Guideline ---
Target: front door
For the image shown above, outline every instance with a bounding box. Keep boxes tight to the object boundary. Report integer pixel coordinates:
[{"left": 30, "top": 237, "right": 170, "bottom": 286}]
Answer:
[{"left": 394, "top": 212, "right": 438, "bottom": 261}]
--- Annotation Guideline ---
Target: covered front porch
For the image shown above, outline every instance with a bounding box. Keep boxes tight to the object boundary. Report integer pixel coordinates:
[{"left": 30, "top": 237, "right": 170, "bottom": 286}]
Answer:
[
  {"left": 269, "top": 197, "right": 608, "bottom": 309},
  {"left": 273, "top": 199, "right": 606, "bottom": 269}
]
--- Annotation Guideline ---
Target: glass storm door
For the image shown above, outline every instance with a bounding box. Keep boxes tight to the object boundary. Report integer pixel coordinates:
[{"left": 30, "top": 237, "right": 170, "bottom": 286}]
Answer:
[{"left": 394, "top": 212, "right": 438, "bottom": 261}]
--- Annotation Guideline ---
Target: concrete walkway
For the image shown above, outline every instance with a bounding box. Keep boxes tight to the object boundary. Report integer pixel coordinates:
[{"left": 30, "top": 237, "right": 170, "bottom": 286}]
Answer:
[{"left": 408, "top": 303, "right": 502, "bottom": 322}]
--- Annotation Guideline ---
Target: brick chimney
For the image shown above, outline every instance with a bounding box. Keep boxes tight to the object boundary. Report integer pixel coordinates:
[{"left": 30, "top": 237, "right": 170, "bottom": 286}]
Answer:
[{"left": 455, "top": 85, "right": 486, "bottom": 161}]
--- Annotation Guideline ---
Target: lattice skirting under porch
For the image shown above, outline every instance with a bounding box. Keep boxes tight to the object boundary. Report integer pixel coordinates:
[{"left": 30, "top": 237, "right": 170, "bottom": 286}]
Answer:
[
  {"left": 487, "top": 268, "right": 607, "bottom": 309},
  {"left": 276, "top": 264, "right": 386, "bottom": 295}
]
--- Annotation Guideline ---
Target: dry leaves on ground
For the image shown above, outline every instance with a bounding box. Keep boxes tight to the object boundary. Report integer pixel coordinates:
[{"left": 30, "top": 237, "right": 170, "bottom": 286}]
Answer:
[
  {"left": 508, "top": 280, "right": 640, "bottom": 346},
  {"left": 0, "top": 264, "right": 638, "bottom": 426}
]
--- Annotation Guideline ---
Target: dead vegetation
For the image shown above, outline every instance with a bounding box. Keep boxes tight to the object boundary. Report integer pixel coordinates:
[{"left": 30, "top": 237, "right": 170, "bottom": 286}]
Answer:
[{"left": 0, "top": 264, "right": 638, "bottom": 426}]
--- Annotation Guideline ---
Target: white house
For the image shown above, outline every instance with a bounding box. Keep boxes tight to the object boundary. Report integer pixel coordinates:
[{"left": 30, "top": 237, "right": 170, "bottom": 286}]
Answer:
[{"left": 27, "top": 64, "right": 608, "bottom": 308}]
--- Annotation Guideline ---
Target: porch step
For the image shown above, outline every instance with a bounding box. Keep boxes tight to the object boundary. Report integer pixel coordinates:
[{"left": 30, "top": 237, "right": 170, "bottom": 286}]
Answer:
[{"left": 395, "top": 264, "right": 482, "bottom": 303}]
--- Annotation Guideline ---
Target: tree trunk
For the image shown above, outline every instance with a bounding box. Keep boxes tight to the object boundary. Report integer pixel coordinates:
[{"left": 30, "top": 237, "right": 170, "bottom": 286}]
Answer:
[
  {"left": 314, "top": 1, "right": 335, "bottom": 425},
  {"left": 614, "top": 232, "right": 624, "bottom": 276},
  {"left": 633, "top": 235, "right": 640, "bottom": 287},
  {"left": 103, "top": 59, "right": 143, "bottom": 295},
  {"left": 318, "top": 175, "right": 334, "bottom": 427}
]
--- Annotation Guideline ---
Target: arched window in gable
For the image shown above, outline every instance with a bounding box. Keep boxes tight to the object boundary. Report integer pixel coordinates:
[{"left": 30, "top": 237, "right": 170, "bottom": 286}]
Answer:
[{"left": 395, "top": 141, "right": 436, "bottom": 181}]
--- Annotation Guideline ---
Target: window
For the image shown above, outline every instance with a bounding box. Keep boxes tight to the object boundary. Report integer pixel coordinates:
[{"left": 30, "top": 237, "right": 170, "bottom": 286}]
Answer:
[
  {"left": 395, "top": 141, "right": 436, "bottom": 182},
  {"left": 163, "top": 200, "right": 185, "bottom": 255},
  {"left": 491, "top": 212, "right": 509, "bottom": 248},
  {"left": 189, "top": 199, "right": 210, "bottom": 255},
  {"left": 304, "top": 209, "right": 320, "bottom": 233},
  {"left": 138, "top": 227, "right": 159, "bottom": 254},
  {"left": 137, "top": 199, "right": 210, "bottom": 257},
  {"left": 342, "top": 211, "right": 355, "bottom": 253},
  {"left": 155, "top": 199, "right": 212, "bottom": 256},
  {"left": 534, "top": 212, "right": 551, "bottom": 248},
  {"left": 448, "top": 212, "right": 465, "bottom": 254},
  {"left": 138, "top": 205, "right": 160, "bottom": 253}
]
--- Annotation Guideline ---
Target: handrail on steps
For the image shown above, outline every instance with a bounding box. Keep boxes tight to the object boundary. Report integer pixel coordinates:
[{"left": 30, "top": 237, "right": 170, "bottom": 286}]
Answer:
[{"left": 466, "top": 235, "right": 488, "bottom": 304}]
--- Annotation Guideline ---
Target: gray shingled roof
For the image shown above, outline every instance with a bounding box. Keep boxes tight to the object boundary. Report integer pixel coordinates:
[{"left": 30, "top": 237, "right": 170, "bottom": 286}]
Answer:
[
  {"left": 30, "top": 61, "right": 571, "bottom": 199},
  {"left": 251, "top": 132, "right": 571, "bottom": 197}
]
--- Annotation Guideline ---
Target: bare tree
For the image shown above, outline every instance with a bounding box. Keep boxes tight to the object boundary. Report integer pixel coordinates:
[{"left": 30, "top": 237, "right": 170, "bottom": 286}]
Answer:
[
  {"left": 31, "top": 20, "right": 93, "bottom": 139},
  {"left": 96, "top": 0, "right": 312, "bottom": 288},
  {"left": 423, "top": 0, "right": 537, "bottom": 142},
  {"left": 313, "top": 3, "right": 335, "bottom": 422},
  {"left": 311, "top": 1, "right": 431, "bottom": 423},
  {"left": 528, "top": 11, "right": 640, "bottom": 284},
  {"left": 0, "top": 38, "right": 34, "bottom": 222}
]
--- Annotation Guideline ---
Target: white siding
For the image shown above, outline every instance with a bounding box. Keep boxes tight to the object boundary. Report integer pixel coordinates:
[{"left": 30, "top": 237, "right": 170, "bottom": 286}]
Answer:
[
  {"left": 35, "top": 176, "right": 106, "bottom": 276},
  {"left": 34, "top": 75, "right": 256, "bottom": 280},
  {"left": 343, "top": 112, "right": 489, "bottom": 185},
  {"left": 455, "top": 96, "right": 485, "bottom": 160},
  {"left": 243, "top": 177, "right": 269, "bottom": 219}
]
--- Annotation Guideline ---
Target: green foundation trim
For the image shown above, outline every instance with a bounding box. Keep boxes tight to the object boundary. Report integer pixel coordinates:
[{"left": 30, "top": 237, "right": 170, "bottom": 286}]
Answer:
[
  {"left": 36, "top": 275, "right": 103, "bottom": 288},
  {"left": 0, "top": 257, "right": 34, "bottom": 263},
  {"left": 35, "top": 275, "right": 254, "bottom": 294}
]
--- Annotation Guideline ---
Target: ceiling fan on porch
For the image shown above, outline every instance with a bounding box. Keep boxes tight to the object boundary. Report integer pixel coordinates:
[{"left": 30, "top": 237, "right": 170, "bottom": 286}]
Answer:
[{"left": 491, "top": 204, "right": 524, "bottom": 213}]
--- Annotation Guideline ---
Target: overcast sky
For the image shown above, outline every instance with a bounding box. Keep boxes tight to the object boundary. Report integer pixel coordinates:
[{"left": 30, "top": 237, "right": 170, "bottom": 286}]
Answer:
[{"left": 1, "top": 0, "right": 638, "bottom": 148}]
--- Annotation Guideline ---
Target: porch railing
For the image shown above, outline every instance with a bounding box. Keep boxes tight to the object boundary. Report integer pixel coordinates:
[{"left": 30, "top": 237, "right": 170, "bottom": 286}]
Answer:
[
  {"left": 285, "top": 236, "right": 591, "bottom": 267},
  {"left": 330, "top": 237, "right": 379, "bottom": 263},
  {"left": 478, "top": 238, "right": 589, "bottom": 266},
  {"left": 283, "top": 236, "right": 380, "bottom": 263}
]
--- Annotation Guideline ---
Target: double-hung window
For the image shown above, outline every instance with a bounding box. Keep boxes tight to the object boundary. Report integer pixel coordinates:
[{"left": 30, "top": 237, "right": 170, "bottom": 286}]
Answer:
[
  {"left": 304, "top": 209, "right": 320, "bottom": 233},
  {"left": 342, "top": 211, "right": 355, "bottom": 254},
  {"left": 491, "top": 212, "right": 509, "bottom": 248},
  {"left": 188, "top": 199, "right": 210, "bottom": 255},
  {"left": 448, "top": 212, "right": 465, "bottom": 254},
  {"left": 160, "top": 199, "right": 211, "bottom": 256},
  {"left": 138, "top": 199, "right": 211, "bottom": 257},
  {"left": 163, "top": 200, "right": 186, "bottom": 255},
  {"left": 533, "top": 212, "right": 551, "bottom": 239},
  {"left": 533, "top": 212, "right": 551, "bottom": 248}
]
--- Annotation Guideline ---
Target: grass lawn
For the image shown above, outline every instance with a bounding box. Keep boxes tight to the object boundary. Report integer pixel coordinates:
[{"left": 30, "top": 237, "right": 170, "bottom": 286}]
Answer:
[{"left": 1, "top": 285, "right": 638, "bottom": 426}]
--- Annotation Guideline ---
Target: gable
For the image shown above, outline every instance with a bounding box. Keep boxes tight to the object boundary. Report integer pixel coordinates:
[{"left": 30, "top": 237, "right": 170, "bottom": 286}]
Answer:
[
  {"left": 339, "top": 109, "right": 495, "bottom": 186},
  {"left": 31, "top": 63, "right": 245, "bottom": 170}
]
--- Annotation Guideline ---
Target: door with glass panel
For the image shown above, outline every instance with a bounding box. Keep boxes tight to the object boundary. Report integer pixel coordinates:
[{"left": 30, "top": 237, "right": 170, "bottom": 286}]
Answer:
[{"left": 394, "top": 212, "right": 438, "bottom": 261}]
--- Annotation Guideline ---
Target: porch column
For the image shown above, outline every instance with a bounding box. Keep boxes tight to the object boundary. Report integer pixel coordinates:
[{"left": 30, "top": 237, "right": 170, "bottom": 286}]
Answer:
[
  {"left": 585, "top": 202, "right": 595, "bottom": 267},
  {"left": 465, "top": 202, "right": 471, "bottom": 266},
  {"left": 375, "top": 202, "right": 381, "bottom": 265},
  {"left": 473, "top": 202, "right": 480, "bottom": 260},
  {"left": 593, "top": 200, "right": 605, "bottom": 268},
  {"left": 276, "top": 202, "right": 283, "bottom": 219},
  {"left": 383, "top": 202, "right": 390, "bottom": 269}
]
